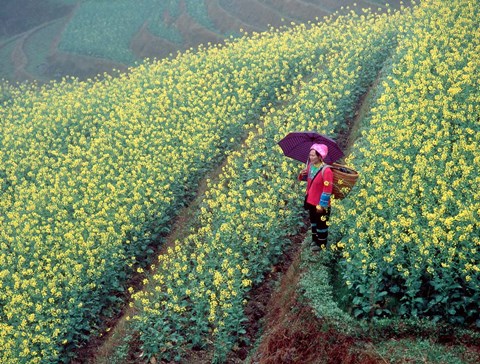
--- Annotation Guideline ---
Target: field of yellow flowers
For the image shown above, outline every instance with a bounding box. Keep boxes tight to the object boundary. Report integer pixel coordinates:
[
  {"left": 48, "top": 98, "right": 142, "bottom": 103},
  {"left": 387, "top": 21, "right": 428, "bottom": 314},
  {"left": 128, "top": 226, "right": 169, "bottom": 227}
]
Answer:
[
  {"left": 332, "top": 0, "right": 479, "bottom": 325},
  {"left": 1, "top": 0, "right": 478, "bottom": 363},
  {"left": 0, "top": 22, "right": 345, "bottom": 362},
  {"left": 129, "top": 8, "right": 405, "bottom": 363}
]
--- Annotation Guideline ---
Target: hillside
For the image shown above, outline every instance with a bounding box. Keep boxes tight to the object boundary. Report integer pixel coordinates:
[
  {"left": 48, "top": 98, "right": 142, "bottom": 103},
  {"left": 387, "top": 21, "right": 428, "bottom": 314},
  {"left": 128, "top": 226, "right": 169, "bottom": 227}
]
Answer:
[
  {"left": 0, "top": 0, "right": 479, "bottom": 363},
  {"left": 0, "top": 0, "right": 407, "bottom": 84}
]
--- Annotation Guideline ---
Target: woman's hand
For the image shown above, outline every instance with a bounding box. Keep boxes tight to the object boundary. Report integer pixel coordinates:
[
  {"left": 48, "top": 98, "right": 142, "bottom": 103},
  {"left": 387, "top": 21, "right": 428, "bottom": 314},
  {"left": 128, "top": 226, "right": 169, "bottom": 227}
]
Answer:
[
  {"left": 298, "top": 168, "right": 308, "bottom": 181},
  {"left": 316, "top": 205, "right": 325, "bottom": 213}
]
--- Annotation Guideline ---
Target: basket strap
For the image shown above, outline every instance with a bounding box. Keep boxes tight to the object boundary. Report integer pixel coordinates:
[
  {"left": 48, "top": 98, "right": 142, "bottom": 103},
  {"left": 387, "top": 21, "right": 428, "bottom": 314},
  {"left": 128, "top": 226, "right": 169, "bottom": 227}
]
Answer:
[{"left": 320, "top": 164, "right": 332, "bottom": 179}]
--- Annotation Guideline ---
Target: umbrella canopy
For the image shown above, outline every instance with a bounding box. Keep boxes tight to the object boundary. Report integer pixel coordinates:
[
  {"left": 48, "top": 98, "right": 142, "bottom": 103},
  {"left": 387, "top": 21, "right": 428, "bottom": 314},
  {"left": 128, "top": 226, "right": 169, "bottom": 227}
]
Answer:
[{"left": 277, "top": 131, "right": 344, "bottom": 164}]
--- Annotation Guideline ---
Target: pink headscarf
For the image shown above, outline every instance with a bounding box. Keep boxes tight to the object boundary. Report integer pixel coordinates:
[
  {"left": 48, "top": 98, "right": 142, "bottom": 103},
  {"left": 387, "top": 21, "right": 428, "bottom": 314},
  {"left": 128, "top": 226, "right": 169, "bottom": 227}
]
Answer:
[{"left": 310, "top": 143, "right": 328, "bottom": 160}]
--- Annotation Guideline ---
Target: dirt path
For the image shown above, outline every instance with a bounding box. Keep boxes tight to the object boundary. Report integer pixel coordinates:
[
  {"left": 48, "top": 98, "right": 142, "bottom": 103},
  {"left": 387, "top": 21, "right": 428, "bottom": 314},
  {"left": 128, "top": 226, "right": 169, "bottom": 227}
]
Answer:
[
  {"left": 130, "top": 21, "right": 180, "bottom": 60},
  {"left": 337, "top": 72, "right": 383, "bottom": 155},
  {"left": 10, "top": 21, "right": 57, "bottom": 81}
]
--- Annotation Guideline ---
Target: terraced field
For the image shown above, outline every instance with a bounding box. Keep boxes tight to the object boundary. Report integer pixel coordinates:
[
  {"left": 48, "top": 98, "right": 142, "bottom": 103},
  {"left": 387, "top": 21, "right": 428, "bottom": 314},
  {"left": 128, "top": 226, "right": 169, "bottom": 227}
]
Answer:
[
  {"left": 0, "top": 0, "right": 406, "bottom": 83},
  {"left": 1, "top": 1, "right": 478, "bottom": 363}
]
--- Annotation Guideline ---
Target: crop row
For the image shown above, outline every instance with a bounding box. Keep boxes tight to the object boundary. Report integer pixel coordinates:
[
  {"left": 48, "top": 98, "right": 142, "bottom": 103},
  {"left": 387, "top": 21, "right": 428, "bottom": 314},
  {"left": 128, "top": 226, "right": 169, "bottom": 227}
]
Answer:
[
  {"left": 129, "top": 9, "right": 404, "bottom": 362},
  {"left": 60, "top": 0, "right": 217, "bottom": 62},
  {"left": 59, "top": 0, "right": 157, "bottom": 63},
  {"left": 57, "top": 0, "right": 375, "bottom": 66},
  {"left": 332, "top": 0, "right": 479, "bottom": 325}
]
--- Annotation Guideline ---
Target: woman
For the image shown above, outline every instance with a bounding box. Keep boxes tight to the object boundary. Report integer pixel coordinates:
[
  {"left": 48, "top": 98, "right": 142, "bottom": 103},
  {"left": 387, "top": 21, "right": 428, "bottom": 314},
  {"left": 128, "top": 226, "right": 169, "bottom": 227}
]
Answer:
[{"left": 298, "top": 143, "right": 333, "bottom": 251}]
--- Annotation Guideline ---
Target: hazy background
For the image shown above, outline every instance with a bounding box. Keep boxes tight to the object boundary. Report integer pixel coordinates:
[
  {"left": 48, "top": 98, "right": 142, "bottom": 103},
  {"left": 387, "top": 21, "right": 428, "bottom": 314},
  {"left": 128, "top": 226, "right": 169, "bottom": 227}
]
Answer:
[{"left": 0, "top": 0, "right": 408, "bottom": 84}]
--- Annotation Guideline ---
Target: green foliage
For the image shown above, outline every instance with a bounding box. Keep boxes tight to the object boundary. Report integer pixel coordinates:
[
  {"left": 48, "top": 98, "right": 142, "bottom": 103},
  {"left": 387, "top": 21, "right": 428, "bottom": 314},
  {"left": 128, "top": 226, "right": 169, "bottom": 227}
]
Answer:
[
  {"left": 146, "top": 0, "right": 184, "bottom": 45},
  {"left": 24, "top": 19, "right": 66, "bottom": 80},
  {"left": 0, "top": 40, "right": 17, "bottom": 81},
  {"left": 299, "top": 249, "right": 356, "bottom": 332},
  {"left": 373, "top": 338, "right": 479, "bottom": 364},
  {"left": 59, "top": 0, "right": 157, "bottom": 63},
  {"left": 332, "top": 0, "right": 480, "bottom": 326},
  {"left": 185, "top": 0, "right": 216, "bottom": 31},
  {"left": 300, "top": 251, "right": 480, "bottom": 362}
]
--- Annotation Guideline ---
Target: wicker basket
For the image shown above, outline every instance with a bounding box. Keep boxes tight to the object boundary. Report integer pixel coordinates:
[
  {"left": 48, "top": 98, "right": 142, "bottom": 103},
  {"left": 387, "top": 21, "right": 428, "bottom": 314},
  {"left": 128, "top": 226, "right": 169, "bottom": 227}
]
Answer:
[{"left": 329, "top": 163, "right": 359, "bottom": 200}]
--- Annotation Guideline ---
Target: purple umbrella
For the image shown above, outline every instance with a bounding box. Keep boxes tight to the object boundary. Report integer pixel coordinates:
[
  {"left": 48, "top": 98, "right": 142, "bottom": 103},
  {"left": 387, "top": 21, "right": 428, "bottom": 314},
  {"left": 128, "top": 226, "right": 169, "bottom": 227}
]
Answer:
[{"left": 277, "top": 131, "right": 344, "bottom": 164}]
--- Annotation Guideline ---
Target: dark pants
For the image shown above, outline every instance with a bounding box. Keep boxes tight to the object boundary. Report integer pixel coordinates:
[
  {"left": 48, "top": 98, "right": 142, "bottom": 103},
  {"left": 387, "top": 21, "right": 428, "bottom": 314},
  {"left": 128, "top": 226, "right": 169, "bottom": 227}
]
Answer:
[{"left": 307, "top": 204, "right": 331, "bottom": 248}]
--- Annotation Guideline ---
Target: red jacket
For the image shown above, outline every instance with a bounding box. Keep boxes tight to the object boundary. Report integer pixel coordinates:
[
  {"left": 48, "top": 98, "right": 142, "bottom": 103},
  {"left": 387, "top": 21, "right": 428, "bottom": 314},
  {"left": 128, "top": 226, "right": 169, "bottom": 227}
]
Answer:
[{"left": 299, "top": 164, "right": 333, "bottom": 207}]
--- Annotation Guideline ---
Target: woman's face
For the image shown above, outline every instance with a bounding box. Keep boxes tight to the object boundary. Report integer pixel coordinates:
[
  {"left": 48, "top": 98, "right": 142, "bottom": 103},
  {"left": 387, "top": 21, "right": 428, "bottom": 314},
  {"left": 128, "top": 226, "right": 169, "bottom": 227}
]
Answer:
[{"left": 309, "top": 149, "right": 321, "bottom": 165}]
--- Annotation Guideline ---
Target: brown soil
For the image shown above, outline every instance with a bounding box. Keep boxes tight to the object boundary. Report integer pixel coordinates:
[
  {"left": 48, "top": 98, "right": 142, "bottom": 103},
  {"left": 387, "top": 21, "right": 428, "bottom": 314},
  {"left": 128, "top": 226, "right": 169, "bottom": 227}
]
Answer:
[
  {"left": 174, "top": 9, "right": 224, "bottom": 49},
  {"left": 45, "top": 51, "right": 128, "bottom": 81},
  {"left": 11, "top": 28, "right": 37, "bottom": 81},
  {"left": 250, "top": 252, "right": 379, "bottom": 364},
  {"left": 230, "top": 225, "right": 309, "bottom": 362},
  {"left": 205, "top": 0, "right": 260, "bottom": 34},
  {"left": 130, "top": 22, "right": 180, "bottom": 61}
]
